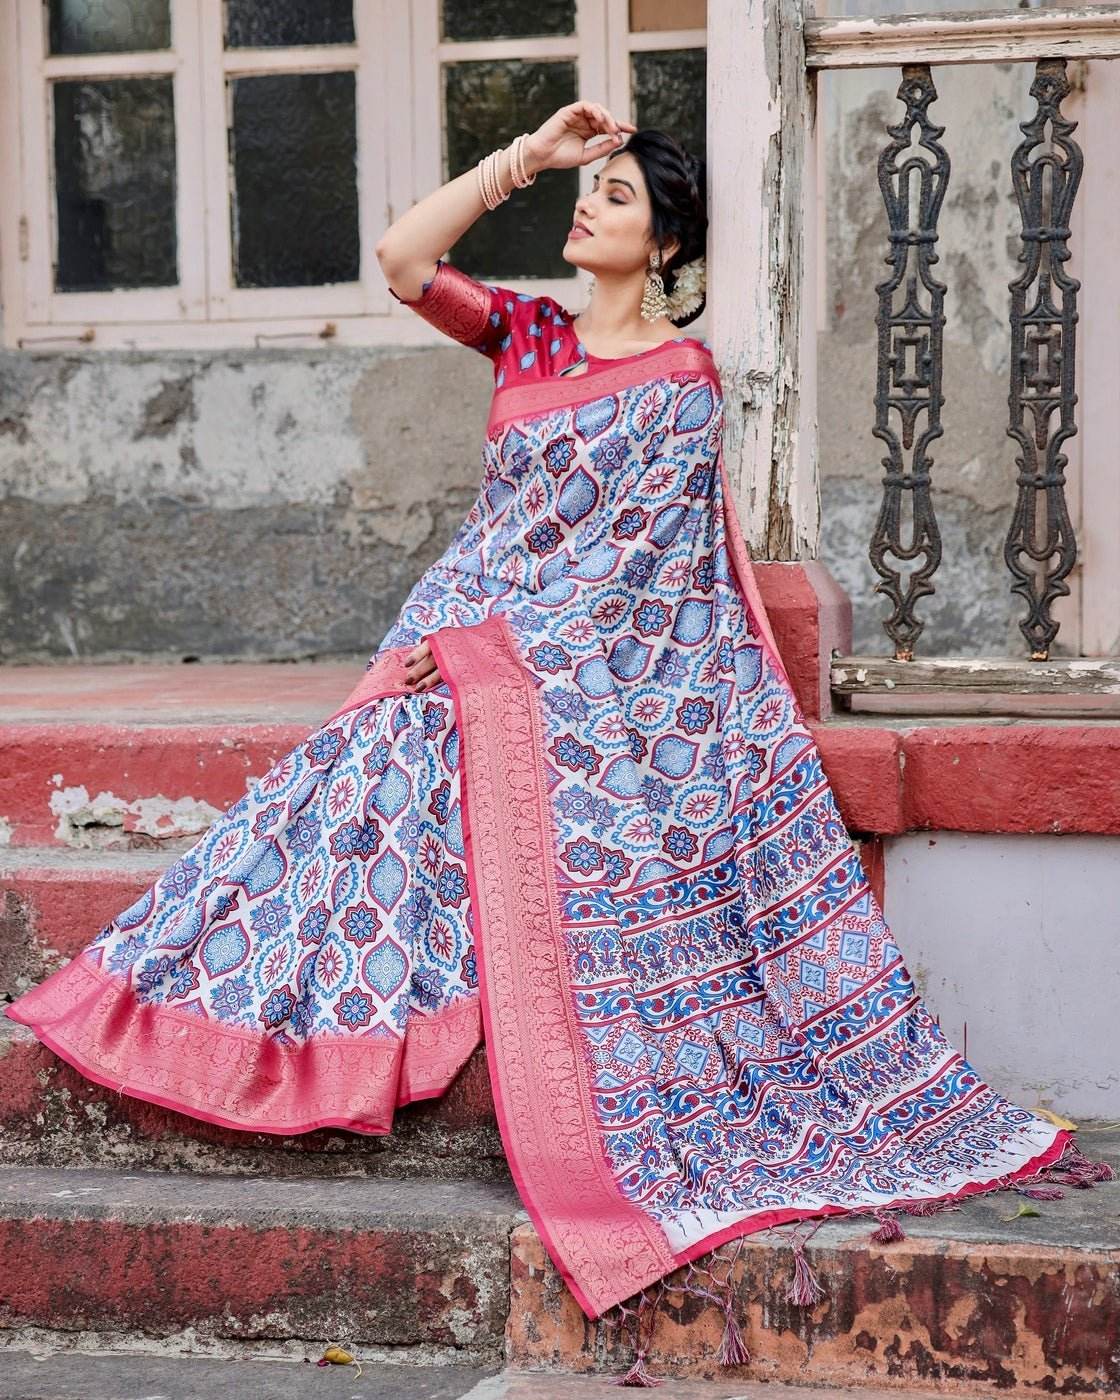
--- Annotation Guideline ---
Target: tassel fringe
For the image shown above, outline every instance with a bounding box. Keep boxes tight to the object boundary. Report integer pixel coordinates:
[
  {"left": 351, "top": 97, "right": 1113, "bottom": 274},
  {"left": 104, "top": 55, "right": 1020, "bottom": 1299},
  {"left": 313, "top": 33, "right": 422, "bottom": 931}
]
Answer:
[
  {"left": 786, "top": 1237, "right": 826, "bottom": 1307},
  {"left": 718, "top": 1304, "right": 751, "bottom": 1367},
  {"left": 611, "top": 1353, "right": 663, "bottom": 1388},
  {"left": 869, "top": 1208, "right": 906, "bottom": 1243},
  {"left": 902, "top": 1196, "right": 959, "bottom": 1217},
  {"left": 611, "top": 1135, "right": 1113, "bottom": 1384}
]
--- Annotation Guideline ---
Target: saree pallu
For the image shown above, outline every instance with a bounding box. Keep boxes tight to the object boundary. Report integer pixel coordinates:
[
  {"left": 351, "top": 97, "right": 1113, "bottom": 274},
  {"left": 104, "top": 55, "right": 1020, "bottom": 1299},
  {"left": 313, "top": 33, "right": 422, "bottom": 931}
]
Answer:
[{"left": 7, "top": 339, "right": 1109, "bottom": 1326}]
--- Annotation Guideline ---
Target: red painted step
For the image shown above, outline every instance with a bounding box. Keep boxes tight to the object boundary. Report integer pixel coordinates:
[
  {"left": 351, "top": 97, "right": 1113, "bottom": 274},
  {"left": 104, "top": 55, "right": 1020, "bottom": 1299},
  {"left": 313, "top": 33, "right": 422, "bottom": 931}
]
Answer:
[
  {"left": 0, "top": 1154, "right": 1115, "bottom": 1395},
  {"left": 0, "top": 1017, "right": 502, "bottom": 1178},
  {"left": 0, "top": 1164, "right": 520, "bottom": 1360},
  {"left": 0, "top": 661, "right": 356, "bottom": 849},
  {"left": 507, "top": 1129, "right": 1120, "bottom": 1393},
  {"left": 3, "top": 664, "right": 1118, "bottom": 853}
]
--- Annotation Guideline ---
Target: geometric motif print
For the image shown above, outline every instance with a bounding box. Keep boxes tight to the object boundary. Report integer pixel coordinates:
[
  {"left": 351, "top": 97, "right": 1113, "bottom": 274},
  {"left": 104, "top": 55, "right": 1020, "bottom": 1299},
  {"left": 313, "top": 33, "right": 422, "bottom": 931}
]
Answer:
[{"left": 84, "top": 685, "right": 477, "bottom": 1046}]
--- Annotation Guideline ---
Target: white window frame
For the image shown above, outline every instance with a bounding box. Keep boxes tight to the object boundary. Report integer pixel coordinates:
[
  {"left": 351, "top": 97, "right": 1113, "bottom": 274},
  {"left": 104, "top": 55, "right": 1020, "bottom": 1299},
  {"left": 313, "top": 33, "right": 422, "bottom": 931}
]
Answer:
[
  {"left": 605, "top": 0, "right": 707, "bottom": 134},
  {"left": 0, "top": 0, "right": 707, "bottom": 350}
]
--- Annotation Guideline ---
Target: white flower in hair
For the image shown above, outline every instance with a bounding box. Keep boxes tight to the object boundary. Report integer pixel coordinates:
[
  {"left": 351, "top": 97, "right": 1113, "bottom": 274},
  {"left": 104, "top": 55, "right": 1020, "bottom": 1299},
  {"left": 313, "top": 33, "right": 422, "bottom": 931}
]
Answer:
[{"left": 665, "top": 255, "right": 706, "bottom": 319}]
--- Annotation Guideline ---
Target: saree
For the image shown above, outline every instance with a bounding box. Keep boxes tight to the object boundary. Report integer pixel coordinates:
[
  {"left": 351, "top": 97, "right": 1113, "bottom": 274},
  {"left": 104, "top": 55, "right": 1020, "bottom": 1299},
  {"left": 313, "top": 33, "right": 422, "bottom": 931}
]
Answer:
[{"left": 7, "top": 261, "right": 1110, "bottom": 1341}]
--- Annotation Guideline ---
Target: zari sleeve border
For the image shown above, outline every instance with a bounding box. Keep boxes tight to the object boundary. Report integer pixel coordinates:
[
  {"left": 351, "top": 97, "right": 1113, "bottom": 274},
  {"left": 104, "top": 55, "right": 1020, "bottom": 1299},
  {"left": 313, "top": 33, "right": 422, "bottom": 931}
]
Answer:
[{"left": 387, "top": 257, "right": 503, "bottom": 358}]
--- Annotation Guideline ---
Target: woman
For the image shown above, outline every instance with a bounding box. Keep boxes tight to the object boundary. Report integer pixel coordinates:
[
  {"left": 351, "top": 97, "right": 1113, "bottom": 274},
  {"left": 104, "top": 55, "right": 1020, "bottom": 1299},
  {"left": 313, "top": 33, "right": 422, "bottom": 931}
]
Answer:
[{"left": 6, "top": 102, "right": 1110, "bottom": 1378}]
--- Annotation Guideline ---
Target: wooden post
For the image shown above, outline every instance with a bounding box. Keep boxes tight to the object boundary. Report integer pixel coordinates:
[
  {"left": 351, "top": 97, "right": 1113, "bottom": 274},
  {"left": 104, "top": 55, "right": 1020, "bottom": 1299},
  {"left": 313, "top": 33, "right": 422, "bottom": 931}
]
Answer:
[{"left": 708, "top": 0, "right": 820, "bottom": 561}]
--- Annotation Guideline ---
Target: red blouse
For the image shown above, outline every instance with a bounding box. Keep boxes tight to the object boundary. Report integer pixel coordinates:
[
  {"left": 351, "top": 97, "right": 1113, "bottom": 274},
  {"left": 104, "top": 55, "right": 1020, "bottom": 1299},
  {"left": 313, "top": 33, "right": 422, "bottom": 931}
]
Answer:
[
  {"left": 389, "top": 257, "right": 711, "bottom": 389},
  {"left": 388, "top": 257, "right": 586, "bottom": 387}
]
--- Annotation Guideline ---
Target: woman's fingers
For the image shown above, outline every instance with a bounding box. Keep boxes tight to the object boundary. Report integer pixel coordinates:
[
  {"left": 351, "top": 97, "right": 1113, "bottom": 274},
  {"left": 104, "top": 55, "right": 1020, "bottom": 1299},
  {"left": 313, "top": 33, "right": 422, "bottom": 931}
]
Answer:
[{"left": 403, "top": 639, "right": 443, "bottom": 691}]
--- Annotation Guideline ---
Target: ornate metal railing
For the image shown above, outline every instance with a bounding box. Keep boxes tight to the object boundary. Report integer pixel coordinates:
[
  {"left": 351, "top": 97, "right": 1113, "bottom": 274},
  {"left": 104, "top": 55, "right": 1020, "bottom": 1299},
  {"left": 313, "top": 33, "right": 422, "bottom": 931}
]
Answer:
[
  {"left": 797, "top": 6, "right": 1120, "bottom": 710},
  {"left": 869, "top": 65, "right": 950, "bottom": 663},
  {"left": 868, "top": 56, "right": 1084, "bottom": 666}
]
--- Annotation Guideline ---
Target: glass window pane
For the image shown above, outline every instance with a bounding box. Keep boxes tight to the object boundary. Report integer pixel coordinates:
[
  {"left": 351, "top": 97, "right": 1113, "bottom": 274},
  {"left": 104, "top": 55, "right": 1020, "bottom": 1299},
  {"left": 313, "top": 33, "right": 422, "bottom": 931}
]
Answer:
[
  {"left": 632, "top": 48, "right": 707, "bottom": 166},
  {"left": 230, "top": 72, "right": 359, "bottom": 288},
  {"left": 445, "top": 59, "right": 578, "bottom": 281},
  {"left": 442, "top": 0, "right": 574, "bottom": 42},
  {"left": 630, "top": 0, "right": 705, "bottom": 31},
  {"left": 226, "top": 0, "right": 354, "bottom": 48},
  {"left": 53, "top": 78, "right": 177, "bottom": 292},
  {"left": 49, "top": 0, "right": 170, "bottom": 54}
]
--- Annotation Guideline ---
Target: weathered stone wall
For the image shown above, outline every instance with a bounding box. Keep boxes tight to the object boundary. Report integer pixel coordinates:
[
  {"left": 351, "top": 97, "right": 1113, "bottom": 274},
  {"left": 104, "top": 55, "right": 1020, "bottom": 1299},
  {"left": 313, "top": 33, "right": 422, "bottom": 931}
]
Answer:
[{"left": 0, "top": 346, "right": 494, "bottom": 661}]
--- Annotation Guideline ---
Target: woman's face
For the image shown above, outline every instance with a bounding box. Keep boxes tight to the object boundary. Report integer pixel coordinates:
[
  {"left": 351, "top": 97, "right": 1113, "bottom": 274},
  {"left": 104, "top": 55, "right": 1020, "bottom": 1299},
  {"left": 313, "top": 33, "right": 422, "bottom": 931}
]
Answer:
[{"left": 563, "top": 150, "right": 678, "bottom": 277}]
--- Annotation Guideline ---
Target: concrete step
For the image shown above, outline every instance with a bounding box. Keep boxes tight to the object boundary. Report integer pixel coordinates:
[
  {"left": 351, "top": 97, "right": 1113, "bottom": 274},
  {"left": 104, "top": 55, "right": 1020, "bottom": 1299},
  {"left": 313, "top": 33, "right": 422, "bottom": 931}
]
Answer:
[
  {"left": 0, "top": 1018, "right": 503, "bottom": 1179},
  {"left": 3, "top": 1355, "right": 1043, "bottom": 1400},
  {"left": 0, "top": 1354, "right": 1050, "bottom": 1400},
  {"left": 1, "top": 1151, "right": 1117, "bottom": 1394},
  {"left": 0, "top": 1165, "right": 521, "bottom": 1364},
  {"left": 507, "top": 1126, "right": 1120, "bottom": 1393},
  {"left": 3, "top": 662, "right": 1120, "bottom": 855},
  {"left": 0, "top": 661, "right": 357, "bottom": 850},
  {"left": 1, "top": 847, "right": 170, "bottom": 993}
]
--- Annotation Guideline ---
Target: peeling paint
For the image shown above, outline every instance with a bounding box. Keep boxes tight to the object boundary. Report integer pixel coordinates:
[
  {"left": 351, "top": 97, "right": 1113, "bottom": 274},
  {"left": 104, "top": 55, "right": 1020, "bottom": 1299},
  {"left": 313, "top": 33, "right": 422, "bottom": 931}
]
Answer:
[{"left": 48, "top": 785, "right": 221, "bottom": 849}]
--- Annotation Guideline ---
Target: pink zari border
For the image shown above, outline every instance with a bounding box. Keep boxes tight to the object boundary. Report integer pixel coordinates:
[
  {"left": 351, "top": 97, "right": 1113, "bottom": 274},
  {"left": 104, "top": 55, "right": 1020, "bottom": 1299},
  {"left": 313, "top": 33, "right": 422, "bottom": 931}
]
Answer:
[
  {"left": 6, "top": 953, "right": 482, "bottom": 1135},
  {"left": 429, "top": 615, "right": 679, "bottom": 1319}
]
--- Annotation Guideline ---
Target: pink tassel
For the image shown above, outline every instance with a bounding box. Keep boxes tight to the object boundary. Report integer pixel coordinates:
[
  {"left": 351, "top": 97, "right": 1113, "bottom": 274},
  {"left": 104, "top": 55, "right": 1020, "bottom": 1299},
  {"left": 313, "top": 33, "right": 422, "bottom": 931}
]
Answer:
[
  {"left": 902, "top": 1197, "right": 956, "bottom": 1217},
  {"left": 1016, "top": 1184, "right": 1066, "bottom": 1201},
  {"left": 869, "top": 1209, "right": 905, "bottom": 1244},
  {"left": 786, "top": 1238, "right": 826, "bottom": 1307},
  {"left": 611, "top": 1353, "right": 664, "bottom": 1388},
  {"left": 718, "top": 1304, "right": 751, "bottom": 1367},
  {"left": 1038, "top": 1141, "right": 1116, "bottom": 1187}
]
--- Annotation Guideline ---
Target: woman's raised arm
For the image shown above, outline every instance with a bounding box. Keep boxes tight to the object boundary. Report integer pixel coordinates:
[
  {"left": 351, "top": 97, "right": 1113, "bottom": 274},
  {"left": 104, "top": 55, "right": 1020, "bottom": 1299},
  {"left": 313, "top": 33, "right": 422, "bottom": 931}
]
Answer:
[{"left": 374, "top": 102, "right": 635, "bottom": 302}]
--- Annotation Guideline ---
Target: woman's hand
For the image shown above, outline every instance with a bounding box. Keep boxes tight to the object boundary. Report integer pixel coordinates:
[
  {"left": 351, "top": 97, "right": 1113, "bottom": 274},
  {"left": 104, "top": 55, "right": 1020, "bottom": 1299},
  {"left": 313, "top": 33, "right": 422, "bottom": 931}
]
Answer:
[
  {"left": 404, "top": 639, "right": 443, "bottom": 693},
  {"left": 527, "top": 101, "right": 636, "bottom": 175}
]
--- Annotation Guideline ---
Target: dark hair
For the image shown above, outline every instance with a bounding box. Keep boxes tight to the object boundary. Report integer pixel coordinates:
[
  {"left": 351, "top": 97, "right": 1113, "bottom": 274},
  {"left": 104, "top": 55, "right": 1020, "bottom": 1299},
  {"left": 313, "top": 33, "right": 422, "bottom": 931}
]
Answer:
[{"left": 605, "top": 129, "right": 707, "bottom": 326}]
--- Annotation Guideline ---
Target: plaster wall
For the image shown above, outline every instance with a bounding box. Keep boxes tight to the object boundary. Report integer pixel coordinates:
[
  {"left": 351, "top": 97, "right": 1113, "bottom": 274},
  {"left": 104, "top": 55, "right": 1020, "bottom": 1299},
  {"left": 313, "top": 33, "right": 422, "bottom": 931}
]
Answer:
[
  {"left": 884, "top": 829, "right": 1119, "bottom": 1118},
  {"left": 0, "top": 345, "right": 495, "bottom": 660}
]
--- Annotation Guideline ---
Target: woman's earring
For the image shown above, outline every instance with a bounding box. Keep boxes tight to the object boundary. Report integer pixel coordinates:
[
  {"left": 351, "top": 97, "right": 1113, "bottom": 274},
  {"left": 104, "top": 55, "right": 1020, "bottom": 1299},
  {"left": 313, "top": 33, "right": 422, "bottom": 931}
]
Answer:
[{"left": 640, "top": 249, "right": 670, "bottom": 322}]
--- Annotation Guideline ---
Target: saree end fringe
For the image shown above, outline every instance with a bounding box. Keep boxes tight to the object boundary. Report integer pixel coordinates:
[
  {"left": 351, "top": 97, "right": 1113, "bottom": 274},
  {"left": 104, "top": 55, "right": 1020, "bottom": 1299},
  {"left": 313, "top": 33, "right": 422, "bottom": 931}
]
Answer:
[
  {"left": 786, "top": 1236, "right": 827, "bottom": 1307},
  {"left": 610, "top": 1354, "right": 665, "bottom": 1388},
  {"left": 718, "top": 1305, "right": 752, "bottom": 1367}
]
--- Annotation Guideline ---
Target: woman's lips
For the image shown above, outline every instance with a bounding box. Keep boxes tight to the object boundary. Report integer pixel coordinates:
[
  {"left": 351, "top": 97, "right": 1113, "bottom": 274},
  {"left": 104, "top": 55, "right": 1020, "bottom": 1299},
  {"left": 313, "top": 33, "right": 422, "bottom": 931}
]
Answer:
[{"left": 569, "top": 225, "right": 592, "bottom": 239}]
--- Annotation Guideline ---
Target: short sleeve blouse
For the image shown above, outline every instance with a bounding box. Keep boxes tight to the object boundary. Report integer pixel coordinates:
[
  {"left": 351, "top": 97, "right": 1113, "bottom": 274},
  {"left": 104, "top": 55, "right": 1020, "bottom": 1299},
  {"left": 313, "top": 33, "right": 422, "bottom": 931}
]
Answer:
[{"left": 388, "top": 257, "right": 585, "bottom": 387}]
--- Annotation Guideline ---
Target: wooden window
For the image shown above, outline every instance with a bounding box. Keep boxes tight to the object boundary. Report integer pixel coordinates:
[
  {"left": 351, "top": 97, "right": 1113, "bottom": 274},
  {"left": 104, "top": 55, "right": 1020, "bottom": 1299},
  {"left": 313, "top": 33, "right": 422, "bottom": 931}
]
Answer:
[{"left": 0, "top": 0, "right": 707, "bottom": 348}]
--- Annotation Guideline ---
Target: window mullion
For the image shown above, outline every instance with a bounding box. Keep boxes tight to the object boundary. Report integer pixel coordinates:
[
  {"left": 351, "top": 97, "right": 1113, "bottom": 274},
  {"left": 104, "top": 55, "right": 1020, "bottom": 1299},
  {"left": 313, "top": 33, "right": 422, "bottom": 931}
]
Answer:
[
  {"left": 198, "top": 0, "right": 233, "bottom": 319},
  {"left": 601, "top": 0, "right": 630, "bottom": 126},
  {"left": 357, "top": 0, "right": 390, "bottom": 313},
  {"left": 171, "top": 0, "right": 207, "bottom": 320},
  {"left": 17, "top": 0, "right": 55, "bottom": 324},
  {"left": 580, "top": 0, "right": 614, "bottom": 227}
]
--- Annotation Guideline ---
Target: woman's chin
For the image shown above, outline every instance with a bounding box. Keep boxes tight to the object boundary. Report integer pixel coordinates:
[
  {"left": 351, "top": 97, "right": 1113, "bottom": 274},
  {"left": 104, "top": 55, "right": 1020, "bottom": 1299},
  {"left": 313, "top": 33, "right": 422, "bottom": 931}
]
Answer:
[{"left": 560, "top": 243, "right": 594, "bottom": 271}]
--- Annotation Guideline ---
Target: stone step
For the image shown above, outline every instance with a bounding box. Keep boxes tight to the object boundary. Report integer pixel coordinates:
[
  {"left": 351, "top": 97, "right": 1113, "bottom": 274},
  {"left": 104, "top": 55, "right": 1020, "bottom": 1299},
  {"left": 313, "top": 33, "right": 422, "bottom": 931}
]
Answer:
[
  {"left": 0, "top": 1165, "right": 520, "bottom": 1364},
  {"left": 0, "top": 661, "right": 357, "bottom": 850},
  {"left": 0, "top": 1354, "right": 1056, "bottom": 1400},
  {"left": 0, "top": 661, "right": 887, "bottom": 854},
  {"left": 0, "top": 1017, "right": 503, "bottom": 1179},
  {"left": 1, "top": 847, "right": 169, "bottom": 994},
  {"left": 1, "top": 1151, "right": 1117, "bottom": 1395},
  {"left": 1, "top": 1354, "right": 1041, "bottom": 1400},
  {"left": 507, "top": 1125, "right": 1120, "bottom": 1393},
  {"left": 0, "top": 845, "right": 504, "bottom": 1178}
]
